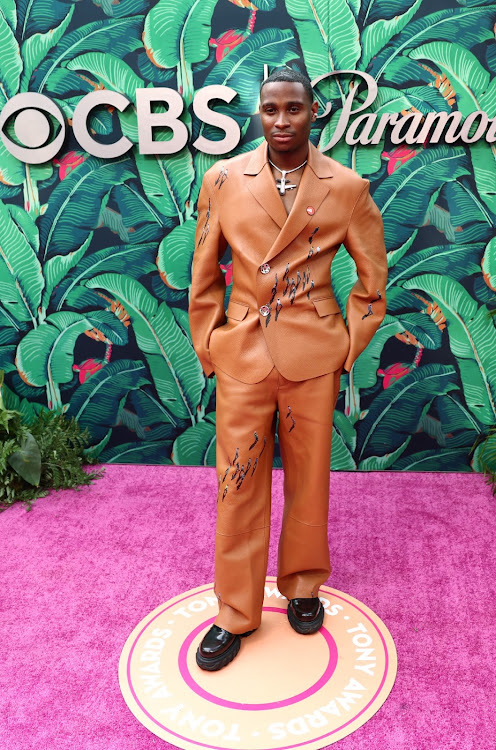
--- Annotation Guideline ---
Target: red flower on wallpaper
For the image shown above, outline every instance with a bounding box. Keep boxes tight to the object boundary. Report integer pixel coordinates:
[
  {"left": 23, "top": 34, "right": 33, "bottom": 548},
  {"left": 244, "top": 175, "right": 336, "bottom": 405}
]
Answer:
[
  {"left": 220, "top": 262, "right": 233, "bottom": 286},
  {"left": 381, "top": 146, "right": 420, "bottom": 175},
  {"left": 209, "top": 30, "right": 248, "bottom": 62},
  {"left": 378, "top": 363, "right": 412, "bottom": 389},
  {"left": 53, "top": 151, "right": 86, "bottom": 180},
  {"left": 73, "top": 359, "right": 104, "bottom": 384}
]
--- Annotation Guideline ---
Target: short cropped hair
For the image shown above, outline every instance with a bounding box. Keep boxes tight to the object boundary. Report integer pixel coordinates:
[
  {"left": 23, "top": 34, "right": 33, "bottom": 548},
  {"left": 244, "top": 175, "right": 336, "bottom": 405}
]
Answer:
[{"left": 260, "top": 69, "right": 314, "bottom": 105}]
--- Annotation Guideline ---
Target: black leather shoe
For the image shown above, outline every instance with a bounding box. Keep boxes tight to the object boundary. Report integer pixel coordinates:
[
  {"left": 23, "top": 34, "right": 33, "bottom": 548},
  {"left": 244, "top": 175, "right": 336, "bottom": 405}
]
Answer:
[
  {"left": 287, "top": 598, "right": 324, "bottom": 634},
  {"left": 196, "top": 625, "right": 256, "bottom": 671}
]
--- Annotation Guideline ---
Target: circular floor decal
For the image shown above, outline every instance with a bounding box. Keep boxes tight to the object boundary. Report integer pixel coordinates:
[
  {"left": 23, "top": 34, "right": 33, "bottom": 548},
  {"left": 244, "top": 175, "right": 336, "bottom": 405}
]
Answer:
[{"left": 119, "top": 577, "right": 397, "bottom": 750}]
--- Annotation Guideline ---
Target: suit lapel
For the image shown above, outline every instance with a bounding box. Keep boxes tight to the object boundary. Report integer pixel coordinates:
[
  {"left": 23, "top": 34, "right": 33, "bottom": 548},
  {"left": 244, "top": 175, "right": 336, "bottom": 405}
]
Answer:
[
  {"left": 244, "top": 142, "right": 287, "bottom": 229},
  {"left": 262, "top": 143, "right": 334, "bottom": 265}
]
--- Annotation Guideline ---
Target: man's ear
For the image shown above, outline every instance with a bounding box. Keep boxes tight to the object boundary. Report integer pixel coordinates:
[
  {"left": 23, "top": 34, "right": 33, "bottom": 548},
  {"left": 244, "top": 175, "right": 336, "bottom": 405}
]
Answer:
[{"left": 311, "top": 100, "right": 319, "bottom": 120}]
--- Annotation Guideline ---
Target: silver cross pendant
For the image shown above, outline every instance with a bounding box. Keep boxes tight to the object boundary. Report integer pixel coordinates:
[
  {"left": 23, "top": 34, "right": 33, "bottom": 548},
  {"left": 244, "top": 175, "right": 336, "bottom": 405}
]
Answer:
[{"left": 276, "top": 172, "right": 297, "bottom": 196}]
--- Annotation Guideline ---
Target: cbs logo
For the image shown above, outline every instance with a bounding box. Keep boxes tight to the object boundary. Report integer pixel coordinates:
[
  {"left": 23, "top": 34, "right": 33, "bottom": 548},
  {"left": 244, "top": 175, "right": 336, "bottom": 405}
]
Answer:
[{"left": 0, "top": 86, "right": 243, "bottom": 164}]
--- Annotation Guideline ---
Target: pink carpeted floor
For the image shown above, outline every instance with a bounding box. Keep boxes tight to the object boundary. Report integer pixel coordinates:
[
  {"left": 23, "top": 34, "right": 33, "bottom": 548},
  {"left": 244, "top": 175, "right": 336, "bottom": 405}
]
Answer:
[{"left": 1, "top": 466, "right": 495, "bottom": 750}]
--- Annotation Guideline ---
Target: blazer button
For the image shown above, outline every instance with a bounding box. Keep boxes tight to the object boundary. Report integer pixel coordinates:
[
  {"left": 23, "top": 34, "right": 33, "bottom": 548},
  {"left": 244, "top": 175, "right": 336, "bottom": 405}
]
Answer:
[
  {"left": 259, "top": 305, "right": 271, "bottom": 316},
  {"left": 260, "top": 263, "right": 271, "bottom": 274}
]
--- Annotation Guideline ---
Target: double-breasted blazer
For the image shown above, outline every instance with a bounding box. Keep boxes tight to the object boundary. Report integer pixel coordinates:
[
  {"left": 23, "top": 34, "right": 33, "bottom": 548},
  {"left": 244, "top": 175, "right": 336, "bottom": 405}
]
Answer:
[{"left": 189, "top": 141, "right": 388, "bottom": 384}]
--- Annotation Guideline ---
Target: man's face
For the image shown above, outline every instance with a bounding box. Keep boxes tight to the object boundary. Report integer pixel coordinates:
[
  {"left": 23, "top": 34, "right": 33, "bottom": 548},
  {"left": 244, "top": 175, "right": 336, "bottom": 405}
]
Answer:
[{"left": 259, "top": 81, "right": 318, "bottom": 156}]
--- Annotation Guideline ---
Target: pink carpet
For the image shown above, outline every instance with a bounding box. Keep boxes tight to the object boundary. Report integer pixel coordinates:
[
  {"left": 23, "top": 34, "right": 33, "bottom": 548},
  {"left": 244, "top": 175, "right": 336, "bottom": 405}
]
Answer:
[{"left": 1, "top": 467, "right": 495, "bottom": 750}]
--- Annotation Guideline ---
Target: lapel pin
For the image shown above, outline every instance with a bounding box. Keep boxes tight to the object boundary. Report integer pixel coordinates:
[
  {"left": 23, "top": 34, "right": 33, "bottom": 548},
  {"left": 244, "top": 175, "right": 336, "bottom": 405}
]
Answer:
[{"left": 307, "top": 206, "right": 315, "bottom": 215}]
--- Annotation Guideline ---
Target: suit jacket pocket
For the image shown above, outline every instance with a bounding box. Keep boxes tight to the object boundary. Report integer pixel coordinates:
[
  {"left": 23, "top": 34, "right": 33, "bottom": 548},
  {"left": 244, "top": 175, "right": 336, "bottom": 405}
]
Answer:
[
  {"left": 227, "top": 298, "right": 249, "bottom": 321},
  {"left": 312, "top": 296, "right": 341, "bottom": 317}
]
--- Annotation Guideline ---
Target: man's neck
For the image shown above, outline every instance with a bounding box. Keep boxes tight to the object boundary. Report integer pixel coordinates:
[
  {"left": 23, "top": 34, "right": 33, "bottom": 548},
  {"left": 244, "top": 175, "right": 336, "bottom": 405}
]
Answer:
[{"left": 267, "top": 144, "right": 310, "bottom": 172}]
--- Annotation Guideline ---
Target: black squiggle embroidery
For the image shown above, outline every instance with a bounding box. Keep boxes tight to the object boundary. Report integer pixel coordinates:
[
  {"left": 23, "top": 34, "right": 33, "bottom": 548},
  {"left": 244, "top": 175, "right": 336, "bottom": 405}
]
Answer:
[
  {"left": 249, "top": 432, "right": 259, "bottom": 451},
  {"left": 215, "top": 166, "right": 228, "bottom": 189},
  {"left": 286, "top": 406, "right": 296, "bottom": 433},
  {"left": 197, "top": 198, "right": 211, "bottom": 246},
  {"left": 307, "top": 280, "right": 315, "bottom": 299},
  {"left": 362, "top": 290, "right": 382, "bottom": 320},
  {"left": 309, "top": 227, "right": 319, "bottom": 244},
  {"left": 270, "top": 273, "right": 278, "bottom": 304},
  {"left": 218, "top": 433, "right": 267, "bottom": 500},
  {"left": 275, "top": 298, "right": 283, "bottom": 320}
]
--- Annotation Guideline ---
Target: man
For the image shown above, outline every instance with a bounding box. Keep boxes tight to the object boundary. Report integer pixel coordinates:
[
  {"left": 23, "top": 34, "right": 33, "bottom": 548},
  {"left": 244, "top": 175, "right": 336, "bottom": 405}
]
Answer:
[{"left": 188, "top": 69, "right": 387, "bottom": 671}]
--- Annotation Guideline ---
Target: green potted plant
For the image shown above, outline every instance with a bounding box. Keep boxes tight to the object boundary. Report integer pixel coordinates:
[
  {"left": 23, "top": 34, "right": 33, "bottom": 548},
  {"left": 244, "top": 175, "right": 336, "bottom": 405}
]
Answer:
[{"left": 0, "top": 370, "right": 103, "bottom": 511}]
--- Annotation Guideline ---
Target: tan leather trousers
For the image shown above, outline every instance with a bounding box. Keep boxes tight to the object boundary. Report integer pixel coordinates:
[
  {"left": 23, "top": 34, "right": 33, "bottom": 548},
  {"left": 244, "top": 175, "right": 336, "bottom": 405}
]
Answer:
[{"left": 213, "top": 363, "right": 342, "bottom": 634}]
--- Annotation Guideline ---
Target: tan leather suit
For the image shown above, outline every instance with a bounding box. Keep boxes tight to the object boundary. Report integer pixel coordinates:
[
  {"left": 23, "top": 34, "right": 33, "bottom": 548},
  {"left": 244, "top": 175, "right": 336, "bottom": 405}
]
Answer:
[{"left": 188, "top": 141, "right": 387, "bottom": 633}]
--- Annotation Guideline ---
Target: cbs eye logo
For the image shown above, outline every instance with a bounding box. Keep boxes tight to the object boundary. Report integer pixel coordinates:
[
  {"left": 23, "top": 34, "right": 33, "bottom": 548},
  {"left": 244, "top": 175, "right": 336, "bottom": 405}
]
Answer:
[{"left": 0, "top": 93, "right": 67, "bottom": 164}]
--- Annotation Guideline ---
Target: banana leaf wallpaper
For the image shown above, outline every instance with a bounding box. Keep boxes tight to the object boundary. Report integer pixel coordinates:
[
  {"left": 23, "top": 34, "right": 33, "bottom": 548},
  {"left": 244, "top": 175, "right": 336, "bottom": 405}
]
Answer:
[{"left": 0, "top": 0, "right": 496, "bottom": 473}]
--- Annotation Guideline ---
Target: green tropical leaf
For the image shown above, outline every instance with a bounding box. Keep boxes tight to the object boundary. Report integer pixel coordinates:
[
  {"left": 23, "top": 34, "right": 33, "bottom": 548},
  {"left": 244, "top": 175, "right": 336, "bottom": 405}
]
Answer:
[
  {"left": 7, "top": 203, "right": 39, "bottom": 253},
  {"left": 1, "top": 382, "right": 44, "bottom": 423},
  {"left": 143, "top": 0, "right": 217, "bottom": 67},
  {"left": 468, "top": 140, "right": 496, "bottom": 217},
  {"left": 172, "top": 420, "right": 216, "bottom": 466},
  {"left": 113, "top": 182, "right": 173, "bottom": 242},
  {"left": 32, "top": 16, "right": 145, "bottom": 92},
  {"left": 356, "top": 363, "right": 458, "bottom": 461},
  {"left": 19, "top": 7, "right": 74, "bottom": 92},
  {"left": 84, "top": 273, "right": 203, "bottom": 422},
  {"left": 0, "top": 12, "right": 22, "bottom": 106},
  {"left": 93, "top": 0, "right": 154, "bottom": 17},
  {"left": 387, "top": 244, "right": 486, "bottom": 287},
  {"left": 0, "top": 0, "right": 16, "bottom": 32},
  {"left": 331, "top": 411, "right": 357, "bottom": 470},
  {"left": 352, "top": 312, "right": 441, "bottom": 390},
  {"left": 361, "top": 0, "right": 423, "bottom": 71},
  {"left": 482, "top": 237, "right": 496, "bottom": 292},
  {"left": 39, "top": 156, "right": 134, "bottom": 260},
  {"left": 100, "top": 440, "right": 173, "bottom": 464},
  {"left": 286, "top": 0, "right": 360, "bottom": 81},
  {"left": 42, "top": 67, "right": 99, "bottom": 97},
  {"left": 331, "top": 242, "right": 357, "bottom": 316},
  {"left": 128, "top": 388, "right": 178, "bottom": 437},
  {"left": 409, "top": 41, "right": 492, "bottom": 117},
  {"left": 16, "top": 312, "right": 93, "bottom": 387},
  {"left": 360, "top": 0, "right": 423, "bottom": 25},
  {"left": 8, "top": 431, "right": 41, "bottom": 485},
  {"left": 17, "top": 0, "right": 78, "bottom": 38},
  {"left": 67, "top": 52, "right": 144, "bottom": 100},
  {"left": 67, "top": 359, "right": 150, "bottom": 440},
  {"left": 403, "top": 274, "right": 496, "bottom": 425},
  {"left": 0, "top": 138, "right": 26, "bottom": 186},
  {"left": 369, "top": 7, "right": 496, "bottom": 81},
  {"left": 83, "top": 429, "right": 112, "bottom": 460},
  {"left": 443, "top": 181, "right": 495, "bottom": 244},
  {"left": 0, "top": 345, "right": 16, "bottom": 373},
  {"left": 133, "top": 146, "right": 194, "bottom": 221},
  {"left": 52, "top": 242, "right": 157, "bottom": 312},
  {"left": 472, "top": 429, "right": 496, "bottom": 475},
  {"left": 157, "top": 220, "right": 195, "bottom": 290},
  {"left": 358, "top": 440, "right": 410, "bottom": 470},
  {"left": 434, "top": 392, "right": 482, "bottom": 448},
  {"left": 84, "top": 310, "right": 129, "bottom": 345},
  {"left": 391, "top": 447, "right": 472, "bottom": 471},
  {"left": 42, "top": 233, "right": 93, "bottom": 311},
  {"left": 373, "top": 147, "right": 470, "bottom": 251},
  {"left": 0, "top": 199, "right": 44, "bottom": 324}
]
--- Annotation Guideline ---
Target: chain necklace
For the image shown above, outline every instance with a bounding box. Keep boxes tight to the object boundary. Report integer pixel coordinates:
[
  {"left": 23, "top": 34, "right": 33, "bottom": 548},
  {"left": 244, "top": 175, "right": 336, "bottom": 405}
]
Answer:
[{"left": 268, "top": 158, "right": 307, "bottom": 196}]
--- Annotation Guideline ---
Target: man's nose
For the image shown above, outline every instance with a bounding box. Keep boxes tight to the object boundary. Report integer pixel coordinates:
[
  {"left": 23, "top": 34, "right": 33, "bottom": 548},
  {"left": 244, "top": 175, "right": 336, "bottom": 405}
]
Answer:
[{"left": 275, "top": 112, "right": 290, "bottom": 128}]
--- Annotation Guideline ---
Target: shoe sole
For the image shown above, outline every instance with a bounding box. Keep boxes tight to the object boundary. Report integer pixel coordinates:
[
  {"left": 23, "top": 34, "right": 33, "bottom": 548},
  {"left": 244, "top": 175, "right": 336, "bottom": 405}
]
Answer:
[
  {"left": 287, "top": 603, "right": 325, "bottom": 635},
  {"left": 195, "top": 629, "right": 256, "bottom": 672}
]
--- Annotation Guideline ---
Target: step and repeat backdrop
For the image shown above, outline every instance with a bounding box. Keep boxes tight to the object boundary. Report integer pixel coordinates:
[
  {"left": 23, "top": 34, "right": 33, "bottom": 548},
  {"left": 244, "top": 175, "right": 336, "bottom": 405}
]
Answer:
[{"left": 0, "top": 0, "right": 495, "bottom": 471}]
